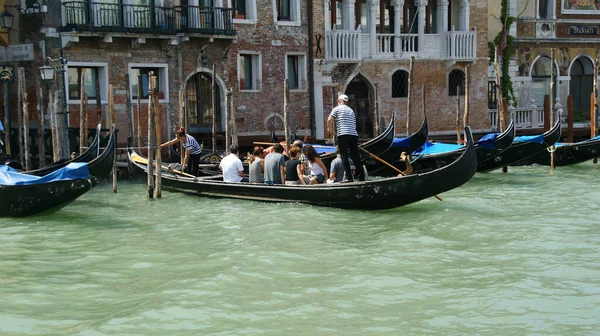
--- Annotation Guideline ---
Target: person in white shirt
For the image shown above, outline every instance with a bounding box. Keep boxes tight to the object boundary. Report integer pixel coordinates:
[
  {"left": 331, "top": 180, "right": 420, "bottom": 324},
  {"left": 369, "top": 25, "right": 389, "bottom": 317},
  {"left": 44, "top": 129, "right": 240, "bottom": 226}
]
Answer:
[{"left": 219, "top": 144, "right": 248, "bottom": 182}]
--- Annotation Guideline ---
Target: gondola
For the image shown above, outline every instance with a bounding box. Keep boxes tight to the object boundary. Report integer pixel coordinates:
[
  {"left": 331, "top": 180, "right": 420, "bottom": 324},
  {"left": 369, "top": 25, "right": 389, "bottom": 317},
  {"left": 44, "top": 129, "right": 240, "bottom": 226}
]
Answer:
[
  {"left": 0, "top": 126, "right": 116, "bottom": 217},
  {"left": 363, "top": 115, "right": 428, "bottom": 175},
  {"left": 369, "top": 120, "right": 515, "bottom": 176},
  {"left": 127, "top": 127, "right": 477, "bottom": 210},
  {"left": 477, "top": 119, "right": 562, "bottom": 172},
  {"left": 25, "top": 124, "right": 102, "bottom": 176},
  {"left": 511, "top": 135, "right": 600, "bottom": 167}
]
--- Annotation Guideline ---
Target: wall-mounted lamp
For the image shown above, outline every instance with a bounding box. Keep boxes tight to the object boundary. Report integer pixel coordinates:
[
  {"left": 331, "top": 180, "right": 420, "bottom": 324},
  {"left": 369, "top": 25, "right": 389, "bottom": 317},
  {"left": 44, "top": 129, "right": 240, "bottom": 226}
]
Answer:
[{"left": 1, "top": 0, "right": 47, "bottom": 29}]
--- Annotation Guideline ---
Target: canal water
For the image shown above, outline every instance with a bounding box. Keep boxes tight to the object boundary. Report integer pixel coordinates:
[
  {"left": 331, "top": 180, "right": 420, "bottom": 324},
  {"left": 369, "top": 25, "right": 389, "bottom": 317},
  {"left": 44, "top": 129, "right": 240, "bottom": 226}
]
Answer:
[{"left": 1, "top": 162, "right": 600, "bottom": 335}]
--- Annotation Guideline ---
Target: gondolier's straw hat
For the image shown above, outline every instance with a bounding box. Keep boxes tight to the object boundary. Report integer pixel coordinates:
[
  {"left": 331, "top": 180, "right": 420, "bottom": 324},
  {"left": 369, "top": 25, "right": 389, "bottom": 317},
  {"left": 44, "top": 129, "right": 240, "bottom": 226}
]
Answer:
[{"left": 338, "top": 94, "right": 348, "bottom": 102}]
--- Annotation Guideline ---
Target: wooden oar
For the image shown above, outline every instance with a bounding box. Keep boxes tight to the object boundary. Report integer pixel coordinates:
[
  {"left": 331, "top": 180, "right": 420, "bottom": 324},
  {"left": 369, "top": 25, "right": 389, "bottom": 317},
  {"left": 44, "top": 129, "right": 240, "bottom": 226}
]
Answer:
[
  {"left": 131, "top": 154, "right": 196, "bottom": 178},
  {"left": 357, "top": 147, "right": 443, "bottom": 201}
]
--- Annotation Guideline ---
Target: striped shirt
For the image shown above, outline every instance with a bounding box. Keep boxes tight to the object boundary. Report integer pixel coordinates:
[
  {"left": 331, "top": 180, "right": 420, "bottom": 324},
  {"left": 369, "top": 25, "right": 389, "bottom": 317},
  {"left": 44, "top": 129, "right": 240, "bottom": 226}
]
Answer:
[
  {"left": 182, "top": 134, "right": 203, "bottom": 155},
  {"left": 330, "top": 104, "right": 358, "bottom": 136}
]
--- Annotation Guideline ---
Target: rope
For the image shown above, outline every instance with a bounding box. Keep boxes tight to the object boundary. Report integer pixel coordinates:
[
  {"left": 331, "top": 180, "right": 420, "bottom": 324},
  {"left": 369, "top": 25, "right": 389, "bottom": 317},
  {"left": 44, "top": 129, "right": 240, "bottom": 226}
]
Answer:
[{"left": 546, "top": 146, "right": 557, "bottom": 153}]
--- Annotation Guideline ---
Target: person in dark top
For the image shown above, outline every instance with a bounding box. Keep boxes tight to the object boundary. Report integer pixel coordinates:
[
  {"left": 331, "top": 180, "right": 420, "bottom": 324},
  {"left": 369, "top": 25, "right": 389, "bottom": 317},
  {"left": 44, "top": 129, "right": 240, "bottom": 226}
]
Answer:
[
  {"left": 160, "top": 127, "right": 203, "bottom": 176},
  {"left": 284, "top": 146, "right": 303, "bottom": 185}
]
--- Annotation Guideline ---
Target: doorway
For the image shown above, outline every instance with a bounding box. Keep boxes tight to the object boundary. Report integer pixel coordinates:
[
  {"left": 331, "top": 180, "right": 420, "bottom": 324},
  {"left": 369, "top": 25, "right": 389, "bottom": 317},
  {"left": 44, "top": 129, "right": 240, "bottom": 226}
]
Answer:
[
  {"left": 569, "top": 57, "right": 593, "bottom": 122},
  {"left": 345, "top": 76, "right": 373, "bottom": 138},
  {"left": 185, "top": 71, "right": 222, "bottom": 147}
]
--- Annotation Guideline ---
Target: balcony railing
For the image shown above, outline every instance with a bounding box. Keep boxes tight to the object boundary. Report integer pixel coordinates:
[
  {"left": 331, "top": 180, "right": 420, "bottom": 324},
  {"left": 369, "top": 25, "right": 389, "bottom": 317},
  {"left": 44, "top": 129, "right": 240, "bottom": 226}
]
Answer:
[
  {"left": 489, "top": 107, "right": 545, "bottom": 130},
  {"left": 325, "top": 28, "right": 475, "bottom": 61},
  {"left": 444, "top": 30, "right": 476, "bottom": 60},
  {"left": 61, "top": 1, "right": 235, "bottom": 35},
  {"left": 325, "top": 28, "right": 361, "bottom": 62}
]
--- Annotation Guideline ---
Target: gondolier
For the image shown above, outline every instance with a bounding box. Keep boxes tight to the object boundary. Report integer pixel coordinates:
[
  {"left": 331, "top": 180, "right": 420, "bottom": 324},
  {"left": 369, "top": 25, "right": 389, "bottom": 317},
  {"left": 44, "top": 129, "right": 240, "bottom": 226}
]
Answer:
[
  {"left": 327, "top": 94, "right": 365, "bottom": 182},
  {"left": 161, "top": 127, "right": 203, "bottom": 176}
]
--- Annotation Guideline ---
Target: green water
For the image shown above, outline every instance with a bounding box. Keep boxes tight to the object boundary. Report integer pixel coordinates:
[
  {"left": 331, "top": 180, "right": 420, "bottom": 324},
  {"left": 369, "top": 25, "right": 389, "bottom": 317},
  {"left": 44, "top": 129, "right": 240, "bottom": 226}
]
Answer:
[{"left": 1, "top": 163, "right": 600, "bottom": 335}]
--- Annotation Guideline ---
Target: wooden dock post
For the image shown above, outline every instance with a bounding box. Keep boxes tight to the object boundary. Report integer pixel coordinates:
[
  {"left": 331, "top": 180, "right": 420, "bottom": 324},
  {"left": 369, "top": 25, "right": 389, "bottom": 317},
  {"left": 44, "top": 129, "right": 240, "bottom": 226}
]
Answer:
[
  {"left": 211, "top": 64, "right": 217, "bottom": 154},
  {"left": 594, "top": 53, "right": 599, "bottom": 164},
  {"left": 463, "top": 64, "right": 470, "bottom": 142},
  {"left": 36, "top": 79, "right": 45, "bottom": 168},
  {"left": 374, "top": 83, "right": 379, "bottom": 134},
  {"left": 230, "top": 90, "right": 238, "bottom": 146},
  {"left": 3, "top": 81, "right": 10, "bottom": 157},
  {"left": 18, "top": 68, "right": 30, "bottom": 171},
  {"left": 284, "top": 79, "right": 291, "bottom": 153},
  {"left": 79, "top": 73, "right": 86, "bottom": 155},
  {"left": 153, "top": 75, "right": 162, "bottom": 198},
  {"left": 455, "top": 86, "right": 461, "bottom": 144},
  {"left": 550, "top": 49, "right": 556, "bottom": 169},
  {"left": 125, "top": 74, "right": 133, "bottom": 147},
  {"left": 137, "top": 73, "right": 142, "bottom": 152},
  {"left": 95, "top": 77, "right": 102, "bottom": 128},
  {"left": 109, "top": 84, "right": 117, "bottom": 193},
  {"left": 16, "top": 68, "right": 24, "bottom": 168},
  {"left": 407, "top": 56, "right": 414, "bottom": 136},
  {"left": 147, "top": 73, "right": 155, "bottom": 198},
  {"left": 179, "top": 88, "right": 185, "bottom": 166},
  {"left": 225, "top": 89, "right": 232, "bottom": 152}
]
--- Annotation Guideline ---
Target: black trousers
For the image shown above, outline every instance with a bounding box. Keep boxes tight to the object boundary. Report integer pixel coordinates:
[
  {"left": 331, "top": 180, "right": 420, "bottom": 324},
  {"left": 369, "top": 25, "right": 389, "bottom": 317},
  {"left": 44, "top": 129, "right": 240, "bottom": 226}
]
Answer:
[
  {"left": 186, "top": 153, "right": 201, "bottom": 176},
  {"left": 338, "top": 134, "right": 365, "bottom": 181}
]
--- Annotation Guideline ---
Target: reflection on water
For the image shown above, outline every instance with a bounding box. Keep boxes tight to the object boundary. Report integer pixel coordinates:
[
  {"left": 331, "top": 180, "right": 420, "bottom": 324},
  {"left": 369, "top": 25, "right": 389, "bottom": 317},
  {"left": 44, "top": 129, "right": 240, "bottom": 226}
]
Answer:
[{"left": 1, "top": 163, "right": 600, "bottom": 334}]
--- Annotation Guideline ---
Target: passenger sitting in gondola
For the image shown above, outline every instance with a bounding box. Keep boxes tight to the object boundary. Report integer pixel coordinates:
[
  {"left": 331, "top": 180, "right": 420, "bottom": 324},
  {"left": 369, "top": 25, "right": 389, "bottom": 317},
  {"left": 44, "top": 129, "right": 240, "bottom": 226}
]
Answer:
[
  {"left": 160, "top": 127, "right": 202, "bottom": 176},
  {"left": 219, "top": 144, "right": 247, "bottom": 183},
  {"left": 301, "top": 145, "right": 328, "bottom": 185},
  {"left": 284, "top": 146, "right": 303, "bottom": 185},
  {"left": 329, "top": 146, "right": 355, "bottom": 183},
  {"left": 264, "top": 143, "right": 286, "bottom": 185},
  {"left": 248, "top": 146, "right": 265, "bottom": 184}
]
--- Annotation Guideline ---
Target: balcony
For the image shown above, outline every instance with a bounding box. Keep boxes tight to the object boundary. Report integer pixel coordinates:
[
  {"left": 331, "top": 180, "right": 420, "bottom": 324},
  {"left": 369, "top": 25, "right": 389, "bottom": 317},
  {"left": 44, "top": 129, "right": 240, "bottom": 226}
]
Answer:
[
  {"left": 325, "top": 28, "right": 476, "bottom": 62},
  {"left": 488, "top": 107, "right": 545, "bottom": 130},
  {"left": 60, "top": 1, "right": 236, "bottom": 36}
]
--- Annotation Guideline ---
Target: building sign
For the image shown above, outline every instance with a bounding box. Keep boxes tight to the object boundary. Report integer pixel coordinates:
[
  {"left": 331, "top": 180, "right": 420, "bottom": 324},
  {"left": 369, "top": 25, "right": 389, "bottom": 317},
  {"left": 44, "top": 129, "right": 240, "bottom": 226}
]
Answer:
[
  {"left": 556, "top": 23, "right": 600, "bottom": 38},
  {"left": 0, "top": 44, "right": 35, "bottom": 62},
  {"left": 569, "top": 25, "right": 599, "bottom": 35}
]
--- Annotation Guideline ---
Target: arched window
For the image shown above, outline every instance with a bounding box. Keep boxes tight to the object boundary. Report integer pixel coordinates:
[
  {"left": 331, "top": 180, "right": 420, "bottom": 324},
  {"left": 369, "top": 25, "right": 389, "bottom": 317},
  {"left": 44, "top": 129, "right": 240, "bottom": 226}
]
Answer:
[
  {"left": 391, "top": 70, "right": 409, "bottom": 98},
  {"left": 531, "top": 56, "right": 555, "bottom": 106},
  {"left": 448, "top": 69, "right": 465, "bottom": 96}
]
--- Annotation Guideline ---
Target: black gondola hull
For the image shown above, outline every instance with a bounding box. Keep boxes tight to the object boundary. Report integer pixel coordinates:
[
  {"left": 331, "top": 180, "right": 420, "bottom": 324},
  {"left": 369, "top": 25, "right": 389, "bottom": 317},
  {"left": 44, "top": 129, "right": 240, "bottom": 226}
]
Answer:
[
  {"left": 516, "top": 138, "right": 600, "bottom": 166},
  {"left": 478, "top": 119, "right": 562, "bottom": 172},
  {"left": 128, "top": 127, "right": 477, "bottom": 210}
]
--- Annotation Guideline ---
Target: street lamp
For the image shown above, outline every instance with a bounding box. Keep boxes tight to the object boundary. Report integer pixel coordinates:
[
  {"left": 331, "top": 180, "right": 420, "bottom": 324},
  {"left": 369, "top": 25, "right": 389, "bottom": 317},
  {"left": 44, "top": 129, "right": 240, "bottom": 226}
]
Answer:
[
  {"left": 38, "top": 65, "right": 54, "bottom": 81},
  {"left": 0, "top": 10, "right": 14, "bottom": 30}
]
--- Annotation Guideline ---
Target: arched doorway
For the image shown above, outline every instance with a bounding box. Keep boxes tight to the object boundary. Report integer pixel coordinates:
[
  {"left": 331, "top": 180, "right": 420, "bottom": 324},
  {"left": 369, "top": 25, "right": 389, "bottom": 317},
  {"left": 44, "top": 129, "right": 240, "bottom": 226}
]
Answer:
[
  {"left": 345, "top": 76, "right": 373, "bottom": 138},
  {"left": 185, "top": 71, "right": 222, "bottom": 147},
  {"left": 570, "top": 57, "right": 594, "bottom": 122}
]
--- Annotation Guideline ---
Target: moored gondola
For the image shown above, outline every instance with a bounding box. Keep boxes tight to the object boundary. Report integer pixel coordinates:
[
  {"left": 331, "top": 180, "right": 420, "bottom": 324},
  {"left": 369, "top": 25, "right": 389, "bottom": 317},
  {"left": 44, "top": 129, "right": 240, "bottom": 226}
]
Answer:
[
  {"left": 514, "top": 135, "right": 600, "bottom": 167},
  {"left": 25, "top": 124, "right": 102, "bottom": 176},
  {"left": 477, "top": 119, "right": 561, "bottom": 172},
  {"left": 127, "top": 127, "right": 477, "bottom": 210},
  {"left": 369, "top": 119, "right": 515, "bottom": 176},
  {"left": 0, "top": 126, "right": 116, "bottom": 217}
]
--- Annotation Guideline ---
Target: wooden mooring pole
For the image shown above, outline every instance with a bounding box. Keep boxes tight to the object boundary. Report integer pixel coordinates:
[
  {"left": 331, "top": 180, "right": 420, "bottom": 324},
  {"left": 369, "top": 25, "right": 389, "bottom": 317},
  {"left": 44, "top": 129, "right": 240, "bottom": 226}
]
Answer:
[
  {"left": 225, "top": 89, "right": 232, "bottom": 152},
  {"left": 18, "top": 68, "right": 30, "bottom": 171},
  {"left": 109, "top": 84, "right": 117, "bottom": 193},
  {"left": 593, "top": 53, "right": 599, "bottom": 164},
  {"left": 16, "top": 68, "right": 24, "bottom": 168},
  {"left": 137, "top": 73, "right": 143, "bottom": 152},
  {"left": 463, "top": 64, "right": 470, "bottom": 143},
  {"left": 36, "top": 78, "right": 45, "bottom": 168},
  {"left": 455, "top": 86, "right": 461, "bottom": 144},
  {"left": 153, "top": 75, "right": 162, "bottom": 198},
  {"left": 406, "top": 56, "right": 414, "bottom": 137},
  {"left": 211, "top": 64, "right": 217, "bottom": 154},
  {"left": 550, "top": 49, "right": 556, "bottom": 169},
  {"left": 79, "top": 73, "right": 86, "bottom": 155},
  {"left": 284, "top": 79, "right": 291, "bottom": 155},
  {"left": 147, "top": 73, "right": 155, "bottom": 198}
]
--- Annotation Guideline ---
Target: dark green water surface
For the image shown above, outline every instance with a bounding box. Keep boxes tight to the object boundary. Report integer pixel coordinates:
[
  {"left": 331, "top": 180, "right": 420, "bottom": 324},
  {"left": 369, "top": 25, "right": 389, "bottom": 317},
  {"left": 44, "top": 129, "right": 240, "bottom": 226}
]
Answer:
[{"left": 1, "top": 163, "right": 600, "bottom": 335}]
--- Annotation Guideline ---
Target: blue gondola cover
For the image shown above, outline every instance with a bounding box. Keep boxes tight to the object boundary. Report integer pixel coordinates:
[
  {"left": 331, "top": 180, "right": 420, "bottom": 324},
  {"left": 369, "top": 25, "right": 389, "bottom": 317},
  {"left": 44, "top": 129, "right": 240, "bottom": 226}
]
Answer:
[
  {"left": 0, "top": 162, "right": 90, "bottom": 186},
  {"left": 514, "top": 134, "right": 544, "bottom": 144}
]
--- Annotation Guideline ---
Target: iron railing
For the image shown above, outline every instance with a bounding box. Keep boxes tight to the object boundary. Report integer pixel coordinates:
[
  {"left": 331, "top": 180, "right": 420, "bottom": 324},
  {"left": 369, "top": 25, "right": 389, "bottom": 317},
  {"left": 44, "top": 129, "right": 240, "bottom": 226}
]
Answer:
[{"left": 61, "top": 1, "right": 236, "bottom": 35}]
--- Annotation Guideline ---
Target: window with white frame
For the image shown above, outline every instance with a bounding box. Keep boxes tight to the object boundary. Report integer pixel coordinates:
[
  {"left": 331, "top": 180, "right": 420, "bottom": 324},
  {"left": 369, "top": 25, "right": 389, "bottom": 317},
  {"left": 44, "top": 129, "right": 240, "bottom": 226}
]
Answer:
[
  {"left": 128, "top": 63, "right": 169, "bottom": 101},
  {"left": 66, "top": 62, "right": 108, "bottom": 103},
  {"left": 273, "top": 0, "right": 300, "bottom": 24},
  {"left": 231, "top": 0, "right": 257, "bottom": 22},
  {"left": 238, "top": 52, "right": 261, "bottom": 91},
  {"left": 285, "top": 53, "right": 306, "bottom": 90}
]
